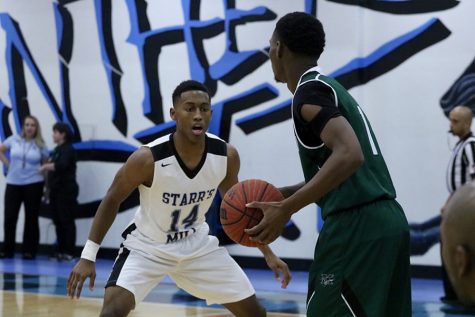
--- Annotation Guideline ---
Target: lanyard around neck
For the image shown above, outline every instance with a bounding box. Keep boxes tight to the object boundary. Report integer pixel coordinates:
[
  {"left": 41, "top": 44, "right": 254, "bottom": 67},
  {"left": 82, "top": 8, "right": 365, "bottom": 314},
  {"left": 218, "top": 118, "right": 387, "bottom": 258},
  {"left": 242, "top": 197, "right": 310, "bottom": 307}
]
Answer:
[{"left": 22, "top": 139, "right": 35, "bottom": 168}]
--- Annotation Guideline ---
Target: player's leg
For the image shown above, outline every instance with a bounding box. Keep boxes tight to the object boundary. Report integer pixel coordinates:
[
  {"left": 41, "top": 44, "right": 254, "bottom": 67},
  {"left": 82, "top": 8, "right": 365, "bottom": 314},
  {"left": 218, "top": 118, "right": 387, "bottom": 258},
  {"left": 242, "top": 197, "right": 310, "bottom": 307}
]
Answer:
[
  {"left": 223, "top": 294, "right": 266, "bottom": 317},
  {"left": 102, "top": 226, "right": 169, "bottom": 316},
  {"left": 307, "top": 200, "right": 412, "bottom": 316},
  {"left": 324, "top": 200, "right": 411, "bottom": 317},
  {"left": 383, "top": 225, "right": 412, "bottom": 317},
  {"left": 171, "top": 233, "right": 261, "bottom": 316},
  {"left": 306, "top": 217, "right": 352, "bottom": 317},
  {"left": 100, "top": 286, "right": 135, "bottom": 317},
  {"left": 357, "top": 200, "right": 411, "bottom": 317}
]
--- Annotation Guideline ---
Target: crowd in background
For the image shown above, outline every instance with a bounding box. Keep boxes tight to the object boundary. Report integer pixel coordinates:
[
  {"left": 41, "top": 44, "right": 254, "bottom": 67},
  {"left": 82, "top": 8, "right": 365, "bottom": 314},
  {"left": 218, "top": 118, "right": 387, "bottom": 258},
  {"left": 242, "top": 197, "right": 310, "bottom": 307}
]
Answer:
[{"left": 0, "top": 114, "right": 78, "bottom": 262}]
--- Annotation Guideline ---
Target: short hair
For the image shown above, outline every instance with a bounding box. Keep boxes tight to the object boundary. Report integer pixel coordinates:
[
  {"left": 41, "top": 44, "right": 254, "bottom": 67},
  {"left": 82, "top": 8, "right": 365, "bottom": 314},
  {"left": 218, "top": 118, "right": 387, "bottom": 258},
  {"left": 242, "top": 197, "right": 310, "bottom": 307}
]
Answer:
[
  {"left": 172, "top": 80, "right": 209, "bottom": 106},
  {"left": 275, "top": 12, "right": 325, "bottom": 59},
  {"left": 53, "top": 122, "right": 73, "bottom": 142}
]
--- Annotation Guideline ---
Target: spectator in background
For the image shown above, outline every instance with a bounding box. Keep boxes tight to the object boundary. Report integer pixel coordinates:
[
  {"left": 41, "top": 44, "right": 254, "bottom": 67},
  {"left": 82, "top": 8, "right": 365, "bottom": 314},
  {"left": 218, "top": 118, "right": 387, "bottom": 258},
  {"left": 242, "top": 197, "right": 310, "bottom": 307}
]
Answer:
[
  {"left": 39, "top": 123, "right": 78, "bottom": 262},
  {"left": 446, "top": 105, "right": 475, "bottom": 201},
  {"left": 409, "top": 216, "right": 440, "bottom": 256},
  {"left": 410, "top": 105, "right": 475, "bottom": 304},
  {"left": 0, "top": 115, "right": 49, "bottom": 259},
  {"left": 441, "top": 181, "right": 475, "bottom": 313},
  {"left": 413, "top": 53, "right": 475, "bottom": 256},
  {"left": 442, "top": 105, "right": 475, "bottom": 303}
]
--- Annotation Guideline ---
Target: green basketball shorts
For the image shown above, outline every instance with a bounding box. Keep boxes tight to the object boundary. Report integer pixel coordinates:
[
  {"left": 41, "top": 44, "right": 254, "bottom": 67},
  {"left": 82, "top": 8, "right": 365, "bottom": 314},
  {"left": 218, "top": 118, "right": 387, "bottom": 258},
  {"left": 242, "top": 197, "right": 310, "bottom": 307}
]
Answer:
[{"left": 306, "top": 199, "right": 412, "bottom": 317}]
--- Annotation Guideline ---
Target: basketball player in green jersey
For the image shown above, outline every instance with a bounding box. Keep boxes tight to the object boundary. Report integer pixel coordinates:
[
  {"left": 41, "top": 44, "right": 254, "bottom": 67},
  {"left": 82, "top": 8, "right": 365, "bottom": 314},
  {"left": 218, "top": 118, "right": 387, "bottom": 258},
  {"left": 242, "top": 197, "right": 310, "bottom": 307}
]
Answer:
[{"left": 246, "top": 12, "right": 412, "bottom": 316}]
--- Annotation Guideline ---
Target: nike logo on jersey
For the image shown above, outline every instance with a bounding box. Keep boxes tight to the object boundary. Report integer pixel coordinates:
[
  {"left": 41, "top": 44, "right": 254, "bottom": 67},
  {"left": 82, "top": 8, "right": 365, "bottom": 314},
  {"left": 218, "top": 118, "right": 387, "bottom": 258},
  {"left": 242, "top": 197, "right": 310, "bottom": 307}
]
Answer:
[{"left": 161, "top": 162, "right": 172, "bottom": 167}]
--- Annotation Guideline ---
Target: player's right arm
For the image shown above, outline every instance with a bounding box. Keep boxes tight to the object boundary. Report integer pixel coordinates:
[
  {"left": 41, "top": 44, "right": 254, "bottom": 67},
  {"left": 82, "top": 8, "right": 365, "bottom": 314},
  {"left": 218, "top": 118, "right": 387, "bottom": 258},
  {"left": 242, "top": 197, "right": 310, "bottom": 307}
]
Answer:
[
  {"left": 278, "top": 182, "right": 305, "bottom": 198},
  {"left": 217, "top": 143, "right": 240, "bottom": 197},
  {"left": 67, "top": 146, "right": 154, "bottom": 299}
]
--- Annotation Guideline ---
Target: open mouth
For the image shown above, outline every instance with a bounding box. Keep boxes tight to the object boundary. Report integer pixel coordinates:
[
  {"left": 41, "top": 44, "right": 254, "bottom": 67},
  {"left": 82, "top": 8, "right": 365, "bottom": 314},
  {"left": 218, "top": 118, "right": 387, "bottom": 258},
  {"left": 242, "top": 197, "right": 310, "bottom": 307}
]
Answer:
[{"left": 192, "top": 126, "right": 203, "bottom": 136}]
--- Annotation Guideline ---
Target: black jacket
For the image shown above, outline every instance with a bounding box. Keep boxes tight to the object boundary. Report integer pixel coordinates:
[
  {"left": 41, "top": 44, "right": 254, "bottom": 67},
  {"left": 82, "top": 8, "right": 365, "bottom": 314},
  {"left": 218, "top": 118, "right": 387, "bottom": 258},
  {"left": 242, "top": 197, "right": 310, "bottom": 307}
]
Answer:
[{"left": 48, "top": 143, "right": 77, "bottom": 191}]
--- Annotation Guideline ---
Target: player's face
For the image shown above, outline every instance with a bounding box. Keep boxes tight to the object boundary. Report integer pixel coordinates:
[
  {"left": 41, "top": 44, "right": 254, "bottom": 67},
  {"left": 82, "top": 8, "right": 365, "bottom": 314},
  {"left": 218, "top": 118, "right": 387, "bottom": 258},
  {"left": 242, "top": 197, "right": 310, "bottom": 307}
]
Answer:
[
  {"left": 171, "top": 90, "right": 212, "bottom": 142},
  {"left": 269, "top": 31, "right": 285, "bottom": 83}
]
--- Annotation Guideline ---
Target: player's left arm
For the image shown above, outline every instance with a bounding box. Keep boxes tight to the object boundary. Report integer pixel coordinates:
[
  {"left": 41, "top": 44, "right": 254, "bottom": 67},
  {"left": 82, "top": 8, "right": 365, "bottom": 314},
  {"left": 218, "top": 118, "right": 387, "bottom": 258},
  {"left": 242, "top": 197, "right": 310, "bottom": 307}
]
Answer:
[
  {"left": 282, "top": 108, "right": 364, "bottom": 214},
  {"left": 246, "top": 105, "right": 364, "bottom": 244},
  {"left": 257, "top": 244, "right": 291, "bottom": 288},
  {"left": 278, "top": 182, "right": 305, "bottom": 198}
]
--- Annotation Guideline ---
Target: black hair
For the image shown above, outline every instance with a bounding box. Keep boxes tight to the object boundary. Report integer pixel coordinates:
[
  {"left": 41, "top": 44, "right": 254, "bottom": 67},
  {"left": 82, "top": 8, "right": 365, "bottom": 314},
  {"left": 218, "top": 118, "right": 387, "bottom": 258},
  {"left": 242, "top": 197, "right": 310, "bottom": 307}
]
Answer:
[
  {"left": 53, "top": 122, "right": 73, "bottom": 142},
  {"left": 275, "top": 12, "right": 325, "bottom": 59},
  {"left": 172, "top": 80, "right": 209, "bottom": 106}
]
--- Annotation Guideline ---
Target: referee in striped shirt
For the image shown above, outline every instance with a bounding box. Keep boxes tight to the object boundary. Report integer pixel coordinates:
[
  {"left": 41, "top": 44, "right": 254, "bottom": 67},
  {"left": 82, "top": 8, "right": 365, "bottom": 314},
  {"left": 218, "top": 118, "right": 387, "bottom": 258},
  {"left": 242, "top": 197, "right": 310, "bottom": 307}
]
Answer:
[
  {"left": 443, "top": 105, "right": 475, "bottom": 304},
  {"left": 446, "top": 105, "right": 475, "bottom": 195}
]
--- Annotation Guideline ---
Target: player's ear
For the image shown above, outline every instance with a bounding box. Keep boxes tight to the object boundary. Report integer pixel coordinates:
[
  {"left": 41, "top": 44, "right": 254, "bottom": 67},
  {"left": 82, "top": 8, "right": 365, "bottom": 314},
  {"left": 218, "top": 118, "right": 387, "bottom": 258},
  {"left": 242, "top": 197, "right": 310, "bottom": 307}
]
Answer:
[
  {"left": 455, "top": 245, "right": 470, "bottom": 277},
  {"left": 170, "top": 107, "right": 176, "bottom": 121},
  {"left": 276, "top": 40, "right": 283, "bottom": 58}
]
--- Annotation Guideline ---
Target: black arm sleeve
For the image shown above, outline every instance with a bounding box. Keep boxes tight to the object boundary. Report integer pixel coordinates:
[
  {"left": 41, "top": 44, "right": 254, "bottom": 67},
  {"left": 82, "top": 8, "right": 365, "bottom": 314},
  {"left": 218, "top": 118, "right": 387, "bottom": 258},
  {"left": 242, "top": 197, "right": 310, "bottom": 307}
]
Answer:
[{"left": 293, "top": 81, "right": 342, "bottom": 143}]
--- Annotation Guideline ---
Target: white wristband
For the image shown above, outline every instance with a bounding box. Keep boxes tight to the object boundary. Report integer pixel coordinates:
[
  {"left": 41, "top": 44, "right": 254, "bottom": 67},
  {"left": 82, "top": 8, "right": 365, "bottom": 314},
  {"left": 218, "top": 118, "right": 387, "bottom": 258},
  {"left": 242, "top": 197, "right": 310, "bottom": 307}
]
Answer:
[{"left": 81, "top": 240, "right": 100, "bottom": 262}]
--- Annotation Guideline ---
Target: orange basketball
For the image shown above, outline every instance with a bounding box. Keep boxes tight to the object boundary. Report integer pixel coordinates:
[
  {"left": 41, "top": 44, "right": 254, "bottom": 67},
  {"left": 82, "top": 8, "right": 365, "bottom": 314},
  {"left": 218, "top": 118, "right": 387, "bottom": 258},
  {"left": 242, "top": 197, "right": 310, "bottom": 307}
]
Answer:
[{"left": 220, "top": 179, "right": 284, "bottom": 247}]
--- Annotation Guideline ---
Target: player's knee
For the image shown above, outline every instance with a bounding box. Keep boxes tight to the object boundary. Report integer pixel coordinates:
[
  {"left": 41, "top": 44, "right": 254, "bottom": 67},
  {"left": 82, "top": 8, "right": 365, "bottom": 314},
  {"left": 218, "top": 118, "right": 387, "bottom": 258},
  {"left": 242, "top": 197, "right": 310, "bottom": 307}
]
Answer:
[
  {"left": 252, "top": 305, "right": 267, "bottom": 317},
  {"left": 100, "top": 286, "right": 135, "bottom": 317},
  {"left": 225, "top": 295, "right": 266, "bottom": 317}
]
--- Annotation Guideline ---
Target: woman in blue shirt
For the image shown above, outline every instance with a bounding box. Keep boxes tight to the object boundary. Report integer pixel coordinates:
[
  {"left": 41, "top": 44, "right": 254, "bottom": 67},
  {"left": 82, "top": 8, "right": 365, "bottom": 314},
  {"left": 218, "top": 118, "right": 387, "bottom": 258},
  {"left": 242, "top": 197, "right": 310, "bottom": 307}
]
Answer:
[{"left": 0, "top": 115, "right": 49, "bottom": 259}]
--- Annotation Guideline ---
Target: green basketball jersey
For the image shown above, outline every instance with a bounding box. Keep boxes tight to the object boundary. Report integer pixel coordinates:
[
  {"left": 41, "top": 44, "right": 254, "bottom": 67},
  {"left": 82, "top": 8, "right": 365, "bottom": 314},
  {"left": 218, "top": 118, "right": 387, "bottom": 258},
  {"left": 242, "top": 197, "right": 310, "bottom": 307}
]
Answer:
[{"left": 293, "top": 67, "right": 396, "bottom": 219}]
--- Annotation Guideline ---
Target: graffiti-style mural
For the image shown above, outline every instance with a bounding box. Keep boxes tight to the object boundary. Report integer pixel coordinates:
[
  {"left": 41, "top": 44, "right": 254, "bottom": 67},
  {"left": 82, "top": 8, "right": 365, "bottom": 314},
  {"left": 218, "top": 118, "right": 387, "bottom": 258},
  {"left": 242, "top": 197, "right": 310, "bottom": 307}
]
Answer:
[{"left": 1, "top": 0, "right": 474, "bottom": 264}]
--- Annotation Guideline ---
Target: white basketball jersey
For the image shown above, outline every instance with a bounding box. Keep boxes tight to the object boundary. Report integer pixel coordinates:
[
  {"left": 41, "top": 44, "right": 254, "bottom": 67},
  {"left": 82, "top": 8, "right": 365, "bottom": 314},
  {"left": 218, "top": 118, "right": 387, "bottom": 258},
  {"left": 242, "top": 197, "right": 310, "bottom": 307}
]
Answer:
[{"left": 133, "top": 133, "right": 227, "bottom": 243}]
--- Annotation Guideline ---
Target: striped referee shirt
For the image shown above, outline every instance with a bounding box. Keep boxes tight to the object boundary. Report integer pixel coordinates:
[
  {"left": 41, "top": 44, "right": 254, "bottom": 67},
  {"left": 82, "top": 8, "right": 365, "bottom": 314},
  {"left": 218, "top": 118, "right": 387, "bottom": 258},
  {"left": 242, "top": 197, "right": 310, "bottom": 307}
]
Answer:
[{"left": 447, "top": 132, "right": 475, "bottom": 193}]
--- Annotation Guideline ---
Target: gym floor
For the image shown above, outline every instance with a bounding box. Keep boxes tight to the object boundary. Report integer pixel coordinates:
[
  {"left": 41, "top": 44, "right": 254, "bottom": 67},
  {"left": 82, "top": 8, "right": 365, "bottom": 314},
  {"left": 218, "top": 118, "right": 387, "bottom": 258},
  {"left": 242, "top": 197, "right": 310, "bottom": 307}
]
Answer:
[{"left": 0, "top": 256, "right": 472, "bottom": 316}]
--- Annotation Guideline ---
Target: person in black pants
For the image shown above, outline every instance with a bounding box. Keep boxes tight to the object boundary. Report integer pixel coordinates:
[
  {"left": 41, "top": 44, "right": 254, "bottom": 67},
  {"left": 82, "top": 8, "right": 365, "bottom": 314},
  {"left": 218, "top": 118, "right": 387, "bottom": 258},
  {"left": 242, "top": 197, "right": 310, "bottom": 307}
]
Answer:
[
  {"left": 409, "top": 215, "right": 441, "bottom": 256},
  {"left": 40, "top": 122, "right": 78, "bottom": 262},
  {"left": 441, "top": 105, "right": 475, "bottom": 304},
  {"left": 0, "top": 115, "right": 49, "bottom": 259}
]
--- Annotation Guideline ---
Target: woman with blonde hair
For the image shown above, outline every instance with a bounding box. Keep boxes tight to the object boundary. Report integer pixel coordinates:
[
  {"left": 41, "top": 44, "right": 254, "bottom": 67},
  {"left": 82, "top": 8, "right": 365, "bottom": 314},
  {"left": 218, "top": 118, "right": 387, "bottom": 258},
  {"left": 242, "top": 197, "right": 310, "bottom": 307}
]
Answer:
[{"left": 0, "top": 115, "right": 49, "bottom": 259}]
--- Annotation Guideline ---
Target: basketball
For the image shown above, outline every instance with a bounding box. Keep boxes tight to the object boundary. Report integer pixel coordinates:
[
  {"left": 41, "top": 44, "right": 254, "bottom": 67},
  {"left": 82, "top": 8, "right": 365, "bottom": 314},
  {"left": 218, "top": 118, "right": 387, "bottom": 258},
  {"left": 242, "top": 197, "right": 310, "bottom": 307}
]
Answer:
[{"left": 220, "top": 179, "right": 284, "bottom": 247}]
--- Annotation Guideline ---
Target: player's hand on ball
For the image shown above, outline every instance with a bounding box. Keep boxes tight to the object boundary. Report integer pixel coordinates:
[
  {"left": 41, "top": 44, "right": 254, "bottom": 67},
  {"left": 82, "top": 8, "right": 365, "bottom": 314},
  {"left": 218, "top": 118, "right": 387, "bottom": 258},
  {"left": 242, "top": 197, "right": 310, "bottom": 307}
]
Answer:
[
  {"left": 220, "top": 179, "right": 283, "bottom": 247},
  {"left": 244, "top": 200, "right": 291, "bottom": 244}
]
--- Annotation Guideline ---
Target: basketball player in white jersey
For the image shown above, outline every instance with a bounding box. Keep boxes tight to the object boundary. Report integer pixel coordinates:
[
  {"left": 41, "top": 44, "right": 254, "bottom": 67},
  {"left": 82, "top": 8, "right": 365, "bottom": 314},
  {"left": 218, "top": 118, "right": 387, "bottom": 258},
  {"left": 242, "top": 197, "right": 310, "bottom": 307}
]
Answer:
[{"left": 67, "top": 80, "right": 291, "bottom": 317}]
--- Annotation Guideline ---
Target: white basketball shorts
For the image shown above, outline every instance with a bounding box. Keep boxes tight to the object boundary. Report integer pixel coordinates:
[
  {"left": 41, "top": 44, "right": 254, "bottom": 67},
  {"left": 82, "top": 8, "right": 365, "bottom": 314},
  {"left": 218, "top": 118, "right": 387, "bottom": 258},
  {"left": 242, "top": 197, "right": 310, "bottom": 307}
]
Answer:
[{"left": 105, "top": 223, "right": 255, "bottom": 305}]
